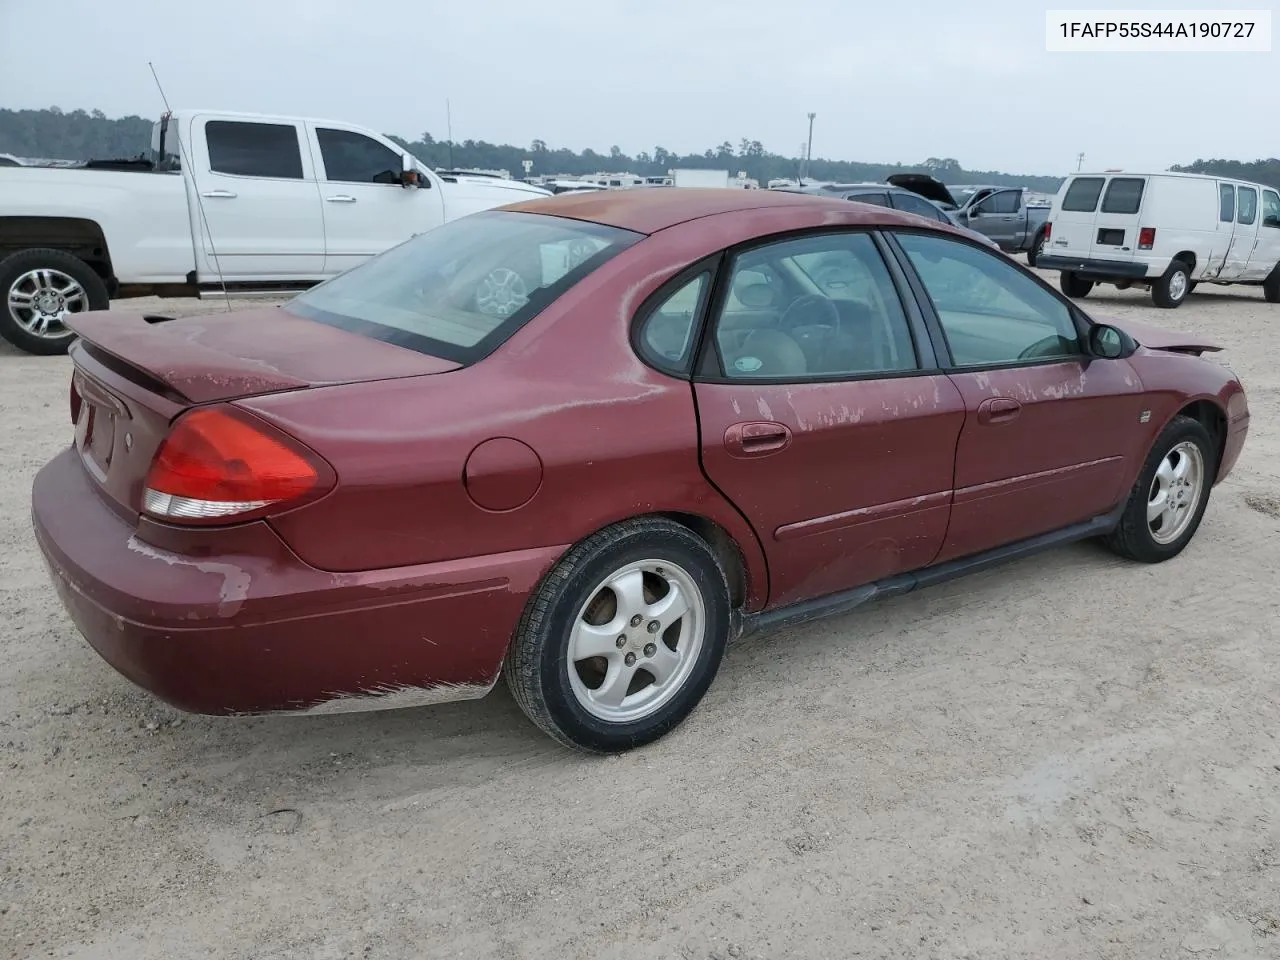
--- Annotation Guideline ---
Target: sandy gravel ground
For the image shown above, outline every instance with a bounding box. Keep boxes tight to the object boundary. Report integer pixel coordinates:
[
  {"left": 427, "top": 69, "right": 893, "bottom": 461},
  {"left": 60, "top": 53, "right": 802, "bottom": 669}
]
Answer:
[{"left": 1, "top": 272, "right": 1278, "bottom": 960}]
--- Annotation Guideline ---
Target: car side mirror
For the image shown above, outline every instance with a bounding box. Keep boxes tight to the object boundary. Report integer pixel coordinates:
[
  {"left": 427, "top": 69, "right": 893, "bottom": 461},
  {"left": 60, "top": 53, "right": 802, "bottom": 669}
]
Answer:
[
  {"left": 399, "top": 154, "right": 423, "bottom": 188},
  {"left": 966, "top": 206, "right": 982, "bottom": 218},
  {"left": 1088, "top": 323, "right": 1137, "bottom": 359}
]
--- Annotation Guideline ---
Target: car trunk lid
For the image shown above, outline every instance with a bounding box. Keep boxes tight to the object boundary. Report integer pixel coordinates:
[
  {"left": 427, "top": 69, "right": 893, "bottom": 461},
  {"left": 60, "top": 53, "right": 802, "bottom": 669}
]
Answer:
[{"left": 63, "top": 307, "right": 460, "bottom": 517}]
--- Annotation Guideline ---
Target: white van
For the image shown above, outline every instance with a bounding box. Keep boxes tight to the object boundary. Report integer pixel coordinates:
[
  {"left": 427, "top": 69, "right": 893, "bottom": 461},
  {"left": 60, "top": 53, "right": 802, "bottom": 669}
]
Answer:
[{"left": 1037, "top": 171, "right": 1280, "bottom": 308}]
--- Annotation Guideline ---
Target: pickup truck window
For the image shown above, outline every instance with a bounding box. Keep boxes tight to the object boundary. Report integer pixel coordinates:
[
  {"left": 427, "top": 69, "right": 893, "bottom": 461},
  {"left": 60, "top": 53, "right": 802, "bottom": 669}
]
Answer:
[
  {"left": 284, "top": 210, "right": 641, "bottom": 364},
  {"left": 316, "top": 127, "right": 404, "bottom": 184},
  {"left": 1238, "top": 187, "right": 1258, "bottom": 226},
  {"left": 1061, "top": 177, "right": 1104, "bottom": 213},
  {"left": 1219, "top": 184, "right": 1235, "bottom": 222},
  {"left": 1101, "top": 177, "right": 1145, "bottom": 214},
  {"left": 977, "top": 191, "right": 1020, "bottom": 215},
  {"left": 1263, "top": 190, "right": 1280, "bottom": 228},
  {"left": 206, "top": 121, "right": 304, "bottom": 180}
]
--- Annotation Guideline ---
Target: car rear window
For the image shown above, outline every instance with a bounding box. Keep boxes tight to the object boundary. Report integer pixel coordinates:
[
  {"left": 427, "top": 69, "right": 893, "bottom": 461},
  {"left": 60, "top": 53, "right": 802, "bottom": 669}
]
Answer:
[
  {"left": 1061, "top": 177, "right": 1105, "bottom": 212},
  {"left": 284, "top": 211, "right": 641, "bottom": 364},
  {"left": 1100, "top": 177, "right": 1145, "bottom": 214}
]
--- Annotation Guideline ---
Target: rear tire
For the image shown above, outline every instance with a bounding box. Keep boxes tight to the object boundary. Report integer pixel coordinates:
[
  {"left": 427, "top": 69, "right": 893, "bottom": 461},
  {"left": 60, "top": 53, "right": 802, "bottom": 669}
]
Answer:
[
  {"left": 1027, "top": 229, "right": 1046, "bottom": 267},
  {"left": 1264, "top": 268, "right": 1280, "bottom": 304},
  {"left": 1060, "top": 271, "right": 1093, "bottom": 299},
  {"left": 1151, "top": 259, "right": 1192, "bottom": 309},
  {"left": 1103, "top": 415, "right": 1215, "bottom": 564},
  {"left": 504, "top": 517, "right": 731, "bottom": 753},
  {"left": 0, "top": 248, "right": 107, "bottom": 356}
]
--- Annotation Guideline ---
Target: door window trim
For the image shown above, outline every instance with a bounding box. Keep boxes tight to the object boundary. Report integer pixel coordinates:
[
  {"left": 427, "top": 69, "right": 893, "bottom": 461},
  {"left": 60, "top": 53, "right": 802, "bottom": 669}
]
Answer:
[
  {"left": 688, "top": 226, "right": 941, "bottom": 386},
  {"left": 881, "top": 227, "right": 1093, "bottom": 374}
]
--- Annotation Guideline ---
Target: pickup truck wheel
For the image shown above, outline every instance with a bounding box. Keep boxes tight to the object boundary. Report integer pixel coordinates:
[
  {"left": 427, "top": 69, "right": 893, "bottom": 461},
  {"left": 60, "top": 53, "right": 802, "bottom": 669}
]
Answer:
[
  {"left": 1264, "top": 268, "right": 1280, "bottom": 303},
  {"left": 1060, "top": 271, "right": 1093, "bottom": 299},
  {"left": 1027, "top": 230, "right": 1046, "bottom": 267},
  {"left": 0, "top": 248, "right": 108, "bottom": 355},
  {"left": 1151, "top": 259, "right": 1191, "bottom": 309}
]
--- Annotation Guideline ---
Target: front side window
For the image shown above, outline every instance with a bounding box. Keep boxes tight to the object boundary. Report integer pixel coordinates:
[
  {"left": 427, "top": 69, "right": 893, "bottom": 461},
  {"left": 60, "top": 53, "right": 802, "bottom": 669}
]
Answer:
[
  {"left": 1219, "top": 184, "right": 1235, "bottom": 222},
  {"left": 710, "top": 232, "right": 918, "bottom": 380},
  {"left": 1238, "top": 187, "right": 1258, "bottom": 225},
  {"left": 894, "top": 232, "right": 1081, "bottom": 367},
  {"left": 1101, "top": 178, "right": 1145, "bottom": 214},
  {"left": 1061, "top": 177, "right": 1104, "bottom": 213},
  {"left": 1263, "top": 190, "right": 1280, "bottom": 228},
  {"left": 206, "top": 121, "right": 304, "bottom": 179},
  {"left": 978, "top": 191, "right": 1020, "bottom": 215},
  {"left": 316, "top": 128, "right": 404, "bottom": 184},
  {"left": 636, "top": 273, "right": 708, "bottom": 373},
  {"left": 285, "top": 211, "right": 640, "bottom": 363}
]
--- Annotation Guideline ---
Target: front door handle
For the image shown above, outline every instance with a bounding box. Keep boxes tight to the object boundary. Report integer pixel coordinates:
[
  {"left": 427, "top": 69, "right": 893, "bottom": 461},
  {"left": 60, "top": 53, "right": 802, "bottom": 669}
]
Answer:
[
  {"left": 724, "top": 421, "right": 792, "bottom": 458},
  {"left": 326, "top": 195, "right": 357, "bottom": 203},
  {"left": 200, "top": 190, "right": 237, "bottom": 198},
  {"left": 976, "top": 397, "right": 1022, "bottom": 425}
]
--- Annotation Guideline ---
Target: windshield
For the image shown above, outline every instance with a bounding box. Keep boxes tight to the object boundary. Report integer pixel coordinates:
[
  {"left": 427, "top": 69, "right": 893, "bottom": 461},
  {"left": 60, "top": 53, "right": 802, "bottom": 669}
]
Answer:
[{"left": 285, "top": 211, "right": 641, "bottom": 364}]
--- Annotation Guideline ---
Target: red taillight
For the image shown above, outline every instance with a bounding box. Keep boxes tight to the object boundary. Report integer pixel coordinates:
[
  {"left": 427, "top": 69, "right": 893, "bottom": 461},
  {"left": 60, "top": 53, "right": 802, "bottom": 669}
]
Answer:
[
  {"left": 69, "top": 378, "right": 82, "bottom": 426},
  {"left": 1043, "top": 222, "right": 1052, "bottom": 241},
  {"left": 142, "top": 406, "right": 331, "bottom": 523},
  {"left": 1138, "top": 227, "right": 1155, "bottom": 250}
]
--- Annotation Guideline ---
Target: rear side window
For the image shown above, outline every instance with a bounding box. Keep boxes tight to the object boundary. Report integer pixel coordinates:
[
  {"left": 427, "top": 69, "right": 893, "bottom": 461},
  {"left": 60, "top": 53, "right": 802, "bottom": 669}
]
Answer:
[
  {"left": 891, "top": 191, "right": 947, "bottom": 222},
  {"left": 1061, "top": 177, "right": 1104, "bottom": 212},
  {"left": 849, "top": 192, "right": 891, "bottom": 207},
  {"left": 636, "top": 273, "right": 709, "bottom": 374},
  {"left": 1100, "top": 178, "right": 1145, "bottom": 214},
  {"left": 206, "top": 121, "right": 304, "bottom": 180},
  {"left": 1238, "top": 187, "right": 1258, "bottom": 225},
  {"left": 1219, "top": 184, "right": 1235, "bottom": 222},
  {"left": 285, "top": 211, "right": 641, "bottom": 364}
]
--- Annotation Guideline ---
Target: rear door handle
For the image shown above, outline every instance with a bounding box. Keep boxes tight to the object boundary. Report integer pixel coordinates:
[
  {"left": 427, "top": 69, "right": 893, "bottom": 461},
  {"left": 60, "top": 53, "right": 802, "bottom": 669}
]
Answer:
[
  {"left": 724, "top": 421, "right": 792, "bottom": 458},
  {"left": 977, "top": 397, "right": 1021, "bottom": 425},
  {"left": 326, "top": 195, "right": 357, "bottom": 203},
  {"left": 200, "top": 190, "right": 236, "bottom": 198}
]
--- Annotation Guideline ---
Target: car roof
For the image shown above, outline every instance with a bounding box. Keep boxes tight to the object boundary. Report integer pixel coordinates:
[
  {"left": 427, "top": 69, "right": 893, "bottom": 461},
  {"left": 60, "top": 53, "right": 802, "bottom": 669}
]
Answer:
[{"left": 502, "top": 187, "right": 918, "bottom": 235}]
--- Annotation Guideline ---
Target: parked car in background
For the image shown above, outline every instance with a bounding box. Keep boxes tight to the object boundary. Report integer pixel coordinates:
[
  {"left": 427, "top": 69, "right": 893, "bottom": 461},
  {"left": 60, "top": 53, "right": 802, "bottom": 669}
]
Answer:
[
  {"left": 33, "top": 189, "right": 1248, "bottom": 753},
  {"left": 1038, "top": 171, "right": 1280, "bottom": 308},
  {"left": 0, "top": 109, "right": 549, "bottom": 355},
  {"left": 777, "top": 181, "right": 1002, "bottom": 250},
  {"left": 886, "top": 176, "right": 1051, "bottom": 264}
]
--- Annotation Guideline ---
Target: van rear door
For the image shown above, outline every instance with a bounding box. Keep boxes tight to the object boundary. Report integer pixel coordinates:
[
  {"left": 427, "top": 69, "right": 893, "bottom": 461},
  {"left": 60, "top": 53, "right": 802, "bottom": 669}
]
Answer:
[
  {"left": 1048, "top": 176, "right": 1104, "bottom": 259},
  {"left": 1089, "top": 176, "right": 1147, "bottom": 262}
]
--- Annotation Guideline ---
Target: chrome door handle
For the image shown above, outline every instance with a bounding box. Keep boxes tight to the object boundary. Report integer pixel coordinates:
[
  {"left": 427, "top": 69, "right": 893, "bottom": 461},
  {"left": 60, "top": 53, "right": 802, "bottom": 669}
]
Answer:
[
  {"left": 200, "top": 190, "right": 236, "bottom": 198},
  {"left": 326, "top": 195, "right": 357, "bottom": 203}
]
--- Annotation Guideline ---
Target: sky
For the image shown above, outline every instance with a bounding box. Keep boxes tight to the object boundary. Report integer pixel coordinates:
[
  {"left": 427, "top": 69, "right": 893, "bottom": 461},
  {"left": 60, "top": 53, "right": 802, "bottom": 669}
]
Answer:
[{"left": 0, "top": 0, "right": 1275, "bottom": 175}]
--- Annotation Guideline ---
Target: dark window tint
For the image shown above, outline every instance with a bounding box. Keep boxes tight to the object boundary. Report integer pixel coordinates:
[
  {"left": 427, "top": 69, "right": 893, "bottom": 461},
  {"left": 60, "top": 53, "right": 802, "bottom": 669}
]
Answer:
[
  {"left": 892, "top": 192, "right": 947, "bottom": 222},
  {"left": 285, "top": 211, "right": 640, "bottom": 364},
  {"left": 1263, "top": 190, "right": 1280, "bottom": 229},
  {"left": 896, "top": 232, "right": 1080, "bottom": 367},
  {"left": 848, "top": 192, "right": 891, "bottom": 207},
  {"left": 1061, "top": 177, "right": 1104, "bottom": 212},
  {"left": 980, "top": 190, "right": 1021, "bottom": 215},
  {"left": 206, "top": 121, "right": 303, "bottom": 179},
  {"left": 316, "top": 128, "right": 404, "bottom": 184},
  {"left": 1238, "top": 186, "right": 1258, "bottom": 225},
  {"left": 637, "top": 273, "right": 708, "bottom": 373},
  {"left": 1219, "top": 183, "right": 1235, "bottom": 222},
  {"left": 711, "top": 232, "right": 918, "bottom": 380},
  {"left": 1101, "top": 177, "right": 1145, "bottom": 214}
]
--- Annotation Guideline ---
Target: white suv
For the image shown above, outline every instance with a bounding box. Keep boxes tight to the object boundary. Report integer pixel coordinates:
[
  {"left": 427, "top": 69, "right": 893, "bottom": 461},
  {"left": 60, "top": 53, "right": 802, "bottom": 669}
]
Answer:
[{"left": 1038, "top": 171, "right": 1280, "bottom": 308}]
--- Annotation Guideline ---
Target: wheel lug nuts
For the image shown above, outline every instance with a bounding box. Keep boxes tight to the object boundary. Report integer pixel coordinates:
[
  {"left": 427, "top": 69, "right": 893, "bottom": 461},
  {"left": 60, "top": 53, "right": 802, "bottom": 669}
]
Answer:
[
  {"left": 646, "top": 620, "right": 660, "bottom": 634},
  {"left": 654, "top": 567, "right": 664, "bottom": 575},
  {"left": 615, "top": 635, "right": 626, "bottom": 648},
  {"left": 624, "top": 652, "right": 636, "bottom": 666},
  {"left": 644, "top": 643, "right": 656, "bottom": 657},
  {"left": 629, "top": 615, "right": 643, "bottom": 627}
]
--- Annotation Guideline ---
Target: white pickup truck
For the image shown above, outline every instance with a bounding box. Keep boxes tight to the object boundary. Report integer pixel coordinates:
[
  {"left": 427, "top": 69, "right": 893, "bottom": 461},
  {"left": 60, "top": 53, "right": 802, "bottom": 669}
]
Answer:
[{"left": 0, "top": 109, "right": 549, "bottom": 354}]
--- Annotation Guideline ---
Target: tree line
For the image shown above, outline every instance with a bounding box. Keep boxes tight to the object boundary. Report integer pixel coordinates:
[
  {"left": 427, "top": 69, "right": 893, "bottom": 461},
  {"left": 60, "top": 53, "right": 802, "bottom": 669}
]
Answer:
[{"left": 2, "top": 106, "right": 1277, "bottom": 192}]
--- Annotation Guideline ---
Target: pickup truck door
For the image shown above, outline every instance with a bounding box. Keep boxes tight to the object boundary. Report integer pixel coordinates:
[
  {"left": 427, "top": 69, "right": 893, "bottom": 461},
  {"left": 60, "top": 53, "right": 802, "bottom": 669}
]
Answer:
[
  {"left": 186, "top": 115, "right": 325, "bottom": 279},
  {"left": 307, "top": 122, "right": 447, "bottom": 275},
  {"left": 1244, "top": 188, "right": 1280, "bottom": 280},
  {"left": 964, "top": 189, "right": 1022, "bottom": 249}
]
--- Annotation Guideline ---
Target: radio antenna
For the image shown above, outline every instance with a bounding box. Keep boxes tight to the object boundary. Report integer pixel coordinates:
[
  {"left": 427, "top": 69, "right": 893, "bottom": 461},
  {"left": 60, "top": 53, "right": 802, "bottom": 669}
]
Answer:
[{"left": 148, "top": 61, "right": 231, "bottom": 312}]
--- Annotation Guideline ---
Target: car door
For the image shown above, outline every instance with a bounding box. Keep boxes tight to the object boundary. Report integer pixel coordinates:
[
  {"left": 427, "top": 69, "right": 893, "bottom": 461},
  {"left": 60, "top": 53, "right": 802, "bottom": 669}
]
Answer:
[
  {"left": 691, "top": 229, "right": 966, "bottom": 608},
  {"left": 1244, "top": 187, "right": 1280, "bottom": 280},
  {"left": 188, "top": 116, "right": 326, "bottom": 278},
  {"left": 1221, "top": 184, "right": 1260, "bottom": 280},
  {"left": 965, "top": 189, "right": 1021, "bottom": 248},
  {"left": 1208, "top": 182, "right": 1239, "bottom": 278},
  {"left": 309, "top": 123, "right": 447, "bottom": 275},
  {"left": 1047, "top": 176, "right": 1104, "bottom": 260},
  {"left": 888, "top": 230, "right": 1147, "bottom": 563}
]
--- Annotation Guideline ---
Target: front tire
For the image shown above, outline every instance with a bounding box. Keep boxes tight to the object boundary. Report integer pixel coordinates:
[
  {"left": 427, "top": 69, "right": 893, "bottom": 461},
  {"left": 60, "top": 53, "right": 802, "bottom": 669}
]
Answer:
[
  {"left": 0, "top": 248, "right": 108, "bottom": 355},
  {"left": 1060, "top": 271, "right": 1093, "bottom": 299},
  {"left": 1103, "top": 415, "right": 1215, "bottom": 563},
  {"left": 1264, "top": 267, "right": 1280, "bottom": 304},
  {"left": 1151, "top": 259, "right": 1192, "bottom": 308},
  {"left": 504, "top": 517, "right": 731, "bottom": 753}
]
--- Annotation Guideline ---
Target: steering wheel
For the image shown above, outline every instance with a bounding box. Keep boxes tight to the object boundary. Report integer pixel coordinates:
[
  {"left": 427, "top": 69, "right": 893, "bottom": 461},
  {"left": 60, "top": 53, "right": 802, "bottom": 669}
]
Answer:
[
  {"left": 779, "top": 294, "right": 841, "bottom": 334},
  {"left": 1017, "top": 335, "right": 1073, "bottom": 360}
]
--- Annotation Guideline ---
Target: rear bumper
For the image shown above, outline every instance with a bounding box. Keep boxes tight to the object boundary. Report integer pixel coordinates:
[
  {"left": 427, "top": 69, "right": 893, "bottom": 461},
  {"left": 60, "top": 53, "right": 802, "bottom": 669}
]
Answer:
[
  {"left": 1037, "top": 255, "right": 1151, "bottom": 279},
  {"left": 31, "top": 447, "right": 565, "bottom": 716}
]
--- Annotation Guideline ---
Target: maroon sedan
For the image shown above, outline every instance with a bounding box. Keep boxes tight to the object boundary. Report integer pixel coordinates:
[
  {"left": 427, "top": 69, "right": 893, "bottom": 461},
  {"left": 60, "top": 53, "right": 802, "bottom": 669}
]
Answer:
[{"left": 32, "top": 189, "right": 1249, "bottom": 752}]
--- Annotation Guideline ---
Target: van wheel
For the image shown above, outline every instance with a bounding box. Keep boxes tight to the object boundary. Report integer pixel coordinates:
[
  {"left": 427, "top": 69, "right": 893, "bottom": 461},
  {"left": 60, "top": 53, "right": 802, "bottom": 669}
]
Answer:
[
  {"left": 1151, "top": 260, "right": 1192, "bottom": 308},
  {"left": 1060, "top": 271, "right": 1093, "bottom": 299},
  {"left": 0, "top": 248, "right": 107, "bottom": 356},
  {"left": 1264, "top": 268, "right": 1280, "bottom": 304}
]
